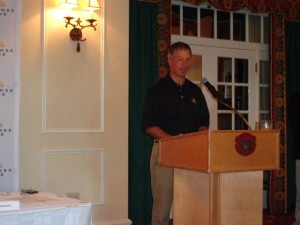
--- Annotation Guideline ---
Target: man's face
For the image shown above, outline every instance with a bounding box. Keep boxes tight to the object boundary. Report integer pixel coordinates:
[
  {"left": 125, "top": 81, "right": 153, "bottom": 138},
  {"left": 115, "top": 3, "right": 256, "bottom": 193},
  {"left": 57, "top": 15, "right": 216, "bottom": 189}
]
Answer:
[{"left": 168, "top": 48, "right": 192, "bottom": 79}]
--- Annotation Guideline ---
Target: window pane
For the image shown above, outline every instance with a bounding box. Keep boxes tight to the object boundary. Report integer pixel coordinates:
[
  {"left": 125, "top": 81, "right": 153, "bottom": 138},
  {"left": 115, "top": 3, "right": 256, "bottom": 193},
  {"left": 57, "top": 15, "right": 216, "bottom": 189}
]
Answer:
[
  {"left": 183, "top": 6, "right": 197, "bottom": 36},
  {"left": 259, "top": 60, "right": 270, "bottom": 113},
  {"left": 260, "top": 87, "right": 270, "bottom": 111},
  {"left": 218, "top": 85, "right": 232, "bottom": 109},
  {"left": 218, "top": 57, "right": 232, "bottom": 82},
  {"left": 234, "top": 58, "right": 248, "bottom": 83},
  {"left": 187, "top": 55, "right": 202, "bottom": 81},
  {"left": 200, "top": 8, "right": 214, "bottom": 38},
  {"left": 263, "top": 17, "right": 269, "bottom": 44},
  {"left": 217, "top": 11, "right": 230, "bottom": 40},
  {"left": 260, "top": 113, "right": 270, "bottom": 120},
  {"left": 218, "top": 113, "right": 232, "bottom": 130},
  {"left": 233, "top": 13, "right": 245, "bottom": 41},
  {"left": 224, "top": 84, "right": 232, "bottom": 100},
  {"left": 249, "top": 15, "right": 261, "bottom": 43},
  {"left": 218, "top": 57, "right": 232, "bottom": 109},
  {"left": 235, "top": 114, "right": 249, "bottom": 129},
  {"left": 171, "top": 5, "right": 180, "bottom": 35},
  {"left": 260, "top": 60, "right": 270, "bottom": 84},
  {"left": 235, "top": 86, "right": 248, "bottom": 110}
]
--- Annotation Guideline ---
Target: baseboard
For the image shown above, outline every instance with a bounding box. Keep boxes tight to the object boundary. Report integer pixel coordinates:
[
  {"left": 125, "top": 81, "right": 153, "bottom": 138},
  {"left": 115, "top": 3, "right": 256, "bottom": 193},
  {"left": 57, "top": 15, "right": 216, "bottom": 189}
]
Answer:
[{"left": 92, "top": 218, "right": 132, "bottom": 225}]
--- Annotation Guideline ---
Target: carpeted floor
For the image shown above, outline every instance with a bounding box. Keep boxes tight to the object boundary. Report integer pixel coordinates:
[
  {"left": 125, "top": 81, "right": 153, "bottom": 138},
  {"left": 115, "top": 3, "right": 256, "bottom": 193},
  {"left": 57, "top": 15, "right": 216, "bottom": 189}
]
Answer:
[
  {"left": 169, "top": 211, "right": 296, "bottom": 225},
  {"left": 263, "top": 211, "right": 295, "bottom": 225}
]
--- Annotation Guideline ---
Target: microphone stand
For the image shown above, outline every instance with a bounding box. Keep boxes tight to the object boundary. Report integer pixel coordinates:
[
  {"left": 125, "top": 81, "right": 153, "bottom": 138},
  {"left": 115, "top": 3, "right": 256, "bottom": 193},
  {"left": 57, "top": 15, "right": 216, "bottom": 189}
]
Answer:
[
  {"left": 201, "top": 77, "right": 252, "bottom": 130},
  {"left": 217, "top": 97, "right": 252, "bottom": 130}
]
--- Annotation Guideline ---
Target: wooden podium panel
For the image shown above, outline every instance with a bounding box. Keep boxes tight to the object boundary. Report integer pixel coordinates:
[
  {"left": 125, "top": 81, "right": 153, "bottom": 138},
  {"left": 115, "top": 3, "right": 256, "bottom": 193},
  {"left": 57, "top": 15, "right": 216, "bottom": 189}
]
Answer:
[
  {"left": 158, "top": 130, "right": 280, "bottom": 225},
  {"left": 159, "top": 130, "right": 279, "bottom": 173},
  {"left": 173, "top": 169, "right": 263, "bottom": 225}
]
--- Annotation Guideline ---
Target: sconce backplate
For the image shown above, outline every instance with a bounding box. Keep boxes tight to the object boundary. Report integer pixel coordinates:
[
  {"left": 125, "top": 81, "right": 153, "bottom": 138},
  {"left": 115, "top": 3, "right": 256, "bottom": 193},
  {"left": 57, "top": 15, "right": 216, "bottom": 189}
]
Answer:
[{"left": 69, "top": 28, "right": 84, "bottom": 42}]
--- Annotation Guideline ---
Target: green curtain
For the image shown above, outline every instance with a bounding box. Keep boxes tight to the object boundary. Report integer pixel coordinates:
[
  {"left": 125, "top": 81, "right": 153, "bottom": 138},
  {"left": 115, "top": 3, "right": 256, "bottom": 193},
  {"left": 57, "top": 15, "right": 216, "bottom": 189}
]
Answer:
[
  {"left": 285, "top": 20, "right": 300, "bottom": 210},
  {"left": 129, "top": 1, "right": 159, "bottom": 224}
]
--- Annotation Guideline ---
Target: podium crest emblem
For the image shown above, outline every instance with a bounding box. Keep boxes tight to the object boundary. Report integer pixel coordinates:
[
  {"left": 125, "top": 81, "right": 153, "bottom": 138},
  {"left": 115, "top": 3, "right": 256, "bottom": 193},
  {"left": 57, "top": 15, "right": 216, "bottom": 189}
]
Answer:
[{"left": 235, "top": 133, "right": 256, "bottom": 156}]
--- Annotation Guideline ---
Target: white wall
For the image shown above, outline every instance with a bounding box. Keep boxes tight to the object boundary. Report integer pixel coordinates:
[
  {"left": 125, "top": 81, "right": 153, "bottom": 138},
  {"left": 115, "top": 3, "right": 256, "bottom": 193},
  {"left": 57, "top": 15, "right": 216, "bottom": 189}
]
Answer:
[{"left": 20, "top": 0, "right": 130, "bottom": 224}]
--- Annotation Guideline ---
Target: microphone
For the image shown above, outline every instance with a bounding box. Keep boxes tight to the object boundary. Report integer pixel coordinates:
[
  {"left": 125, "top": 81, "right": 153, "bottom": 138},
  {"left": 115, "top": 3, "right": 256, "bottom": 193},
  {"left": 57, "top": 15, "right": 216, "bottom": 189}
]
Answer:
[
  {"left": 201, "top": 77, "right": 252, "bottom": 130},
  {"left": 201, "top": 78, "right": 224, "bottom": 101}
]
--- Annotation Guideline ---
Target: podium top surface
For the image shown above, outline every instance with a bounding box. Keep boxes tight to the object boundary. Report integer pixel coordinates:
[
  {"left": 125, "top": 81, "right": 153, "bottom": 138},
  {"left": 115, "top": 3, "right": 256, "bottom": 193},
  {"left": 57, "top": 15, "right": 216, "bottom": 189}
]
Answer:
[{"left": 158, "top": 130, "right": 280, "bottom": 173}]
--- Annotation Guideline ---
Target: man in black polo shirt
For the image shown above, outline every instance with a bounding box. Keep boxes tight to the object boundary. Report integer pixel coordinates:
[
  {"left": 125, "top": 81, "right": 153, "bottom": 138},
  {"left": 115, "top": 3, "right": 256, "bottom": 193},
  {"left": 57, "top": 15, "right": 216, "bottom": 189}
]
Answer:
[{"left": 141, "top": 42, "right": 210, "bottom": 225}]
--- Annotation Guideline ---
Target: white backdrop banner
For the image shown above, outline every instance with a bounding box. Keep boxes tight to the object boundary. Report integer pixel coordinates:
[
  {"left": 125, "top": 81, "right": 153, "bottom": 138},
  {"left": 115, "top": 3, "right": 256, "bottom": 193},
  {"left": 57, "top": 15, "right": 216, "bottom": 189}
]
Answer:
[{"left": 0, "top": 0, "right": 21, "bottom": 191}]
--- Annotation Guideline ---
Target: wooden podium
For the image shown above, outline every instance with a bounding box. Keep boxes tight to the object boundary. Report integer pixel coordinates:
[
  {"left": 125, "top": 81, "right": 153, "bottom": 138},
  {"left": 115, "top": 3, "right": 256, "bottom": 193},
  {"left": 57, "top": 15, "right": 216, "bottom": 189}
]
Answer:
[{"left": 158, "top": 130, "right": 280, "bottom": 225}]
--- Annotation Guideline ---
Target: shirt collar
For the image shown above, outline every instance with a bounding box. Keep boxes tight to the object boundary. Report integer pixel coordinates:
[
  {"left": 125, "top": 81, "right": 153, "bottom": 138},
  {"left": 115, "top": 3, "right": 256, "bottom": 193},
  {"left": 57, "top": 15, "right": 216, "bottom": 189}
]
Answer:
[{"left": 165, "top": 74, "right": 186, "bottom": 87}]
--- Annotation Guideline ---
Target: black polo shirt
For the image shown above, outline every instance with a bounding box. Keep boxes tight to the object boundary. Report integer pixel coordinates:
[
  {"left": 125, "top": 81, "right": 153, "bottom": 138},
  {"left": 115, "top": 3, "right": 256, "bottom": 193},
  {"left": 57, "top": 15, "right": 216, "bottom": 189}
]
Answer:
[{"left": 141, "top": 75, "right": 210, "bottom": 136}]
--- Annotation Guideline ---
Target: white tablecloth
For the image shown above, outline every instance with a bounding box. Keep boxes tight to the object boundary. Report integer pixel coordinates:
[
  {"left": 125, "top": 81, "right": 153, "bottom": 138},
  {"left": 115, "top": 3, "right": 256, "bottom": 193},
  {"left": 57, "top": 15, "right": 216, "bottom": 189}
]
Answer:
[{"left": 0, "top": 192, "right": 92, "bottom": 225}]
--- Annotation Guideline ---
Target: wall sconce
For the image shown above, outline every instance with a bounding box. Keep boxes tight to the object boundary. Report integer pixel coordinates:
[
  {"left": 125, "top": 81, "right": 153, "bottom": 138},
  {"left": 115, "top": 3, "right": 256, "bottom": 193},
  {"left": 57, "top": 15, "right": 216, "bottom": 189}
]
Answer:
[{"left": 59, "top": 0, "right": 100, "bottom": 53}]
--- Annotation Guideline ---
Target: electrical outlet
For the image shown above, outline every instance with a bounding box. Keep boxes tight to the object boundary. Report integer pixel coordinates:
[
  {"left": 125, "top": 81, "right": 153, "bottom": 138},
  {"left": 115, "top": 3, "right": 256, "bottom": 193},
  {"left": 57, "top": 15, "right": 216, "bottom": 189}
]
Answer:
[{"left": 66, "top": 192, "right": 80, "bottom": 200}]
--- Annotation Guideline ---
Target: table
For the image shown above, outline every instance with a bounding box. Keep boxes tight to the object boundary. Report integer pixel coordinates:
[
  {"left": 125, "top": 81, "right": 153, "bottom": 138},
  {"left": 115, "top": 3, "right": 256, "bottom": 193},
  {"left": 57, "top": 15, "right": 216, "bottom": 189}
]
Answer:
[{"left": 0, "top": 192, "right": 92, "bottom": 225}]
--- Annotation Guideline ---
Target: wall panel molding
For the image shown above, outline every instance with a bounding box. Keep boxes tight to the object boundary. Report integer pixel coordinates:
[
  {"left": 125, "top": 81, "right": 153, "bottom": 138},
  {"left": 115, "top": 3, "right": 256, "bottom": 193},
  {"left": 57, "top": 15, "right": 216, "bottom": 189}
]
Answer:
[
  {"left": 41, "top": 0, "right": 105, "bottom": 134},
  {"left": 42, "top": 149, "right": 104, "bottom": 205}
]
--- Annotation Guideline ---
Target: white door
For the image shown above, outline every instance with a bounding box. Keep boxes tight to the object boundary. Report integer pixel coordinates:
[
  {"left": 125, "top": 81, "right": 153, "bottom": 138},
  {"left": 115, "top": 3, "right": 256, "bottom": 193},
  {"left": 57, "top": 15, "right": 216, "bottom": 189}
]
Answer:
[{"left": 188, "top": 45, "right": 258, "bottom": 130}]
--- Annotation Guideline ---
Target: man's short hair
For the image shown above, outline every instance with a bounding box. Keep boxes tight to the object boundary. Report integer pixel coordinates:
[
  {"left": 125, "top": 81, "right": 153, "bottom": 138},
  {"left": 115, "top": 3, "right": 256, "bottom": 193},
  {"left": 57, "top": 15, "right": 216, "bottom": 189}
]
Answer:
[{"left": 167, "top": 42, "right": 192, "bottom": 56}]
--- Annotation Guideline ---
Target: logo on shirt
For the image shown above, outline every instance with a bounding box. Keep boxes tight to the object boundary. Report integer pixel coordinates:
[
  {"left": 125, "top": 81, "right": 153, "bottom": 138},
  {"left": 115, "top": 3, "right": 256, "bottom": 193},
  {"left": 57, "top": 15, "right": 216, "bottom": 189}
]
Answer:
[{"left": 190, "top": 98, "right": 197, "bottom": 104}]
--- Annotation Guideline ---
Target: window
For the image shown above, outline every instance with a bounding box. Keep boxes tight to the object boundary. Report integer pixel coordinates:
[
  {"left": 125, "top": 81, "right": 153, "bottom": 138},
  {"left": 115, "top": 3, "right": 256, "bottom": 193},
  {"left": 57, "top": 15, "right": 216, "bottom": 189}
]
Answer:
[
  {"left": 217, "top": 57, "right": 249, "bottom": 130},
  {"left": 259, "top": 60, "right": 271, "bottom": 120},
  {"left": 171, "top": 2, "right": 269, "bottom": 44}
]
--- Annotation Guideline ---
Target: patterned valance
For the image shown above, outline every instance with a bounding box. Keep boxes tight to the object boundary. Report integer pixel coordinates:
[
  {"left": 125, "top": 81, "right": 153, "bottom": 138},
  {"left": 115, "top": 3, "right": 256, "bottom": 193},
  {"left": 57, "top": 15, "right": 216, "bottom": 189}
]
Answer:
[
  {"left": 182, "top": 0, "right": 300, "bottom": 21},
  {"left": 186, "top": 0, "right": 300, "bottom": 21},
  {"left": 141, "top": 0, "right": 300, "bottom": 21},
  {"left": 180, "top": 0, "right": 300, "bottom": 22}
]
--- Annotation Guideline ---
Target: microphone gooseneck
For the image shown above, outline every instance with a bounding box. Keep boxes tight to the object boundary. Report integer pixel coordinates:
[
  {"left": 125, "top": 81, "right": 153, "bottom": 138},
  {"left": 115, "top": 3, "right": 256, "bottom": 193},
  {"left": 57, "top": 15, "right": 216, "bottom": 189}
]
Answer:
[
  {"left": 201, "top": 77, "right": 252, "bottom": 130},
  {"left": 201, "top": 78, "right": 224, "bottom": 101}
]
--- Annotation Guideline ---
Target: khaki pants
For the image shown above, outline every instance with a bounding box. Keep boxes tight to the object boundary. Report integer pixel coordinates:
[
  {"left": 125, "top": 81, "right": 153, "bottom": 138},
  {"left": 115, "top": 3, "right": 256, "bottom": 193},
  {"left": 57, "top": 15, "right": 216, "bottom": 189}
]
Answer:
[{"left": 150, "top": 142, "right": 174, "bottom": 225}]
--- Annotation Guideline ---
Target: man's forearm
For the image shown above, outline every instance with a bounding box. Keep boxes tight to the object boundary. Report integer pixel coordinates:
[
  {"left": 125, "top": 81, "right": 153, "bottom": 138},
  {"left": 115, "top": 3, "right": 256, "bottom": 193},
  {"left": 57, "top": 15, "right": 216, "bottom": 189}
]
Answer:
[
  {"left": 145, "top": 126, "right": 171, "bottom": 139},
  {"left": 198, "top": 126, "right": 208, "bottom": 131}
]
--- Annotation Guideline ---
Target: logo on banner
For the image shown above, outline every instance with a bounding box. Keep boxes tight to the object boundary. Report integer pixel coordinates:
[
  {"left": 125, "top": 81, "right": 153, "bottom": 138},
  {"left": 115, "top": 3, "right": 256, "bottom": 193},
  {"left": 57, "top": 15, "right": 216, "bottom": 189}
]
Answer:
[
  {"left": 0, "top": 162, "right": 13, "bottom": 177},
  {"left": 0, "top": 157, "right": 14, "bottom": 178},
  {"left": 0, "top": 41, "right": 14, "bottom": 56},
  {"left": 0, "top": 1, "right": 5, "bottom": 7},
  {"left": 0, "top": 81, "right": 14, "bottom": 96},
  {"left": 0, "top": 0, "right": 19, "bottom": 192},
  {"left": 0, "top": 1, "right": 15, "bottom": 16},
  {"left": 0, "top": 122, "right": 12, "bottom": 137},
  {"left": 0, "top": 121, "right": 15, "bottom": 178}
]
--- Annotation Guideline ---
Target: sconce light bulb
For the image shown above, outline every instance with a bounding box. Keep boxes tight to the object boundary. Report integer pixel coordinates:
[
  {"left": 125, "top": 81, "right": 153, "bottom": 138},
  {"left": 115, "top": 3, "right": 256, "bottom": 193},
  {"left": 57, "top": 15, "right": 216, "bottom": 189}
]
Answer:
[
  {"left": 86, "top": 19, "right": 97, "bottom": 26},
  {"left": 82, "top": 0, "right": 100, "bottom": 11},
  {"left": 83, "top": 7, "right": 100, "bottom": 11},
  {"left": 59, "top": 0, "right": 79, "bottom": 8}
]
